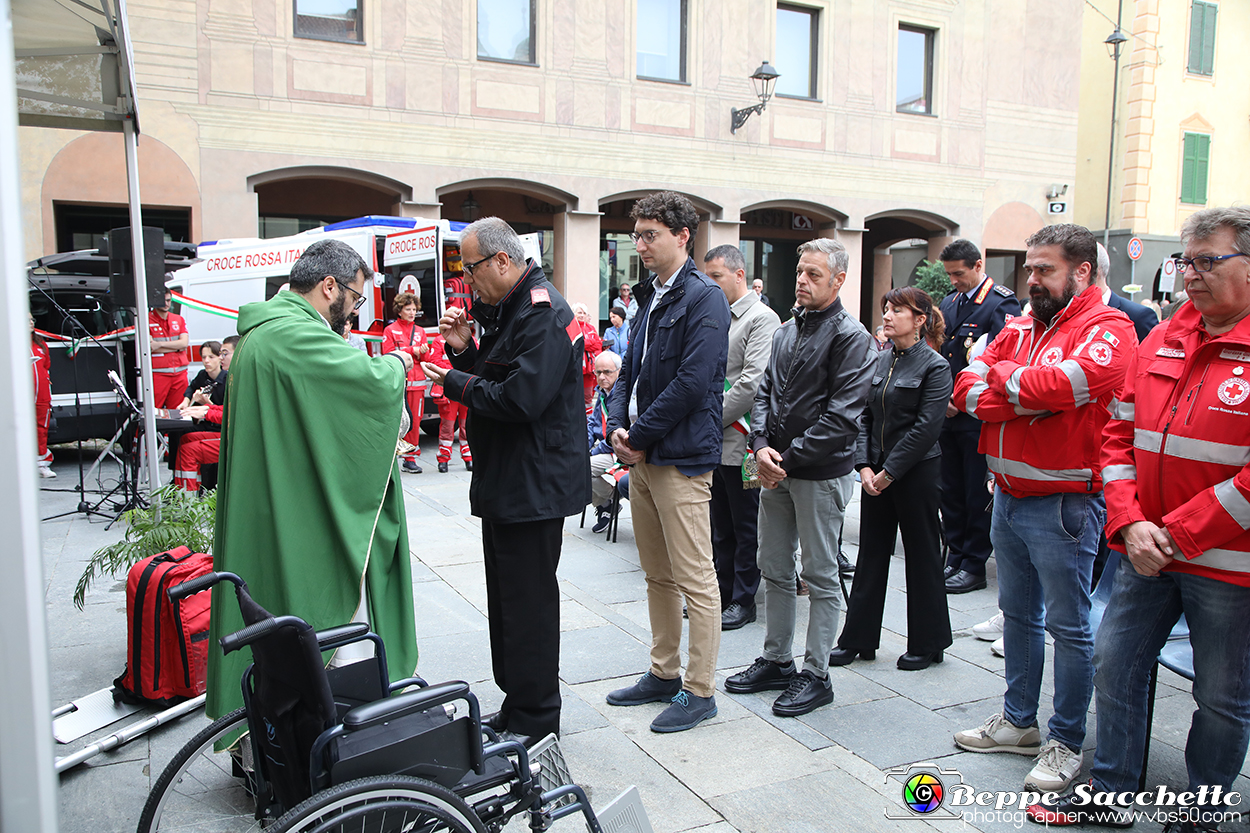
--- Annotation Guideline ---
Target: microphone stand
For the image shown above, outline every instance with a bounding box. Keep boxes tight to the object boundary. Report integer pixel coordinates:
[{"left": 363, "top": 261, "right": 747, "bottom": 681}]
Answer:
[{"left": 29, "top": 273, "right": 129, "bottom": 522}]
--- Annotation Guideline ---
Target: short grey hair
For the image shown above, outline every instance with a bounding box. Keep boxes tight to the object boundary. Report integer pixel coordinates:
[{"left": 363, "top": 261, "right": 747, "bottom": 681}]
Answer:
[
  {"left": 704, "top": 244, "right": 745, "bottom": 273},
  {"left": 1096, "top": 242, "right": 1110, "bottom": 284},
  {"left": 796, "top": 238, "right": 849, "bottom": 276},
  {"left": 462, "top": 216, "right": 526, "bottom": 265},
  {"left": 1182, "top": 206, "right": 1250, "bottom": 257},
  {"left": 572, "top": 302, "right": 589, "bottom": 316},
  {"left": 597, "top": 350, "right": 622, "bottom": 370}
]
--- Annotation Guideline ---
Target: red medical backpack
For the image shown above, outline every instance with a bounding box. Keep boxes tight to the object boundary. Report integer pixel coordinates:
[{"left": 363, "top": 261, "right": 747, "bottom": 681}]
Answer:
[{"left": 114, "top": 546, "right": 214, "bottom": 706}]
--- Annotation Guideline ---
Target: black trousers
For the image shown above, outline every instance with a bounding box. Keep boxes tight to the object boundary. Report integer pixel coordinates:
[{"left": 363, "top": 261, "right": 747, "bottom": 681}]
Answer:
[
  {"left": 710, "top": 464, "right": 762, "bottom": 609},
  {"left": 482, "top": 517, "right": 563, "bottom": 737},
  {"left": 838, "top": 456, "right": 952, "bottom": 654},
  {"left": 939, "top": 427, "right": 993, "bottom": 576}
]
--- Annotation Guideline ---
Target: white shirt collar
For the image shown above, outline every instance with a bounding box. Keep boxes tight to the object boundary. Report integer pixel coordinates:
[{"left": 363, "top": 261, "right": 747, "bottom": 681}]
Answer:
[{"left": 964, "top": 275, "right": 989, "bottom": 301}]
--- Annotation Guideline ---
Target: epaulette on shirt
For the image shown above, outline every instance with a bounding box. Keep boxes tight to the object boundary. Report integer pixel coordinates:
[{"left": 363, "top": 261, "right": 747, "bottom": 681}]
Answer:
[
  {"left": 530, "top": 287, "right": 551, "bottom": 306},
  {"left": 993, "top": 284, "right": 1014, "bottom": 298}
]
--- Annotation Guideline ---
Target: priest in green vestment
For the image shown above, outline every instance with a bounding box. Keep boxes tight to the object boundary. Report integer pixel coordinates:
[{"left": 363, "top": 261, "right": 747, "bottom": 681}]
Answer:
[{"left": 206, "top": 238, "right": 419, "bottom": 721}]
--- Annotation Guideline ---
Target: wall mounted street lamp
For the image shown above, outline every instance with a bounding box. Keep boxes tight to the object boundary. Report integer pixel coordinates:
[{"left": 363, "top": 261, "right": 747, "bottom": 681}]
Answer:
[
  {"left": 1102, "top": 5, "right": 1129, "bottom": 247},
  {"left": 731, "top": 61, "right": 780, "bottom": 134}
]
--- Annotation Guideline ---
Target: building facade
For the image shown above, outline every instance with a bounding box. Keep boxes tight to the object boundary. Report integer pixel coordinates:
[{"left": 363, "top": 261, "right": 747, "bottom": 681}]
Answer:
[
  {"left": 1075, "top": 0, "right": 1249, "bottom": 297},
  {"left": 20, "top": 0, "right": 1084, "bottom": 326}
]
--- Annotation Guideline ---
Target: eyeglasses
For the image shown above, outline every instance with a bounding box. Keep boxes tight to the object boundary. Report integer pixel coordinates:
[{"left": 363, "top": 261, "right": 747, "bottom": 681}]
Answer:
[
  {"left": 338, "top": 281, "right": 367, "bottom": 312},
  {"left": 1173, "top": 253, "right": 1250, "bottom": 274},
  {"left": 463, "top": 252, "right": 498, "bottom": 276},
  {"left": 593, "top": 368, "right": 618, "bottom": 376},
  {"left": 629, "top": 230, "right": 669, "bottom": 245}
]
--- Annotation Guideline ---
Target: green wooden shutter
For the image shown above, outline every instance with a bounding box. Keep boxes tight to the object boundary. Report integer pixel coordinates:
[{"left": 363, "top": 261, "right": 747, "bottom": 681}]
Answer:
[
  {"left": 1188, "top": 1, "right": 1217, "bottom": 76},
  {"left": 1201, "top": 3, "right": 1217, "bottom": 75},
  {"left": 1181, "top": 133, "right": 1210, "bottom": 205}
]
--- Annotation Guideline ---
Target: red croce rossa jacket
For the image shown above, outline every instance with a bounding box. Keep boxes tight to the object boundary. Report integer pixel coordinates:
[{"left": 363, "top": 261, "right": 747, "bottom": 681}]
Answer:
[
  {"left": 954, "top": 284, "right": 1138, "bottom": 498},
  {"left": 1102, "top": 300, "right": 1250, "bottom": 586}
]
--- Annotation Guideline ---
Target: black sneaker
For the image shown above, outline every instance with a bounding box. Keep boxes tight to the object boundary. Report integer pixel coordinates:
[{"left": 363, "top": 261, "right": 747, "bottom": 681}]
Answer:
[
  {"left": 837, "top": 552, "right": 855, "bottom": 576},
  {"left": 402, "top": 459, "right": 422, "bottom": 474},
  {"left": 606, "top": 671, "right": 682, "bottom": 706},
  {"left": 591, "top": 505, "right": 613, "bottom": 534},
  {"left": 437, "top": 461, "right": 449, "bottom": 473},
  {"left": 772, "top": 670, "right": 834, "bottom": 717},
  {"left": 1025, "top": 785, "right": 1134, "bottom": 828},
  {"left": 725, "top": 657, "right": 795, "bottom": 693}
]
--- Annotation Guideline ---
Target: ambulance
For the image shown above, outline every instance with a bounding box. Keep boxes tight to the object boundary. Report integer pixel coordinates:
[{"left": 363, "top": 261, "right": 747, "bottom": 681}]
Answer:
[
  {"left": 173, "top": 215, "right": 540, "bottom": 422},
  {"left": 174, "top": 215, "right": 541, "bottom": 345}
]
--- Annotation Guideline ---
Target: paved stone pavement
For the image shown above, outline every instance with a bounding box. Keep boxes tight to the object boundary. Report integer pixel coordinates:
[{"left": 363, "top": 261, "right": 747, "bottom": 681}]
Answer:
[{"left": 40, "top": 442, "right": 1250, "bottom": 833}]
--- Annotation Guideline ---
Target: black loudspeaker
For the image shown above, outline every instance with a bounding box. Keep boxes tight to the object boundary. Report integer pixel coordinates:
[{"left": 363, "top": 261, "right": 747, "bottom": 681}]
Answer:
[{"left": 108, "top": 226, "right": 167, "bottom": 309}]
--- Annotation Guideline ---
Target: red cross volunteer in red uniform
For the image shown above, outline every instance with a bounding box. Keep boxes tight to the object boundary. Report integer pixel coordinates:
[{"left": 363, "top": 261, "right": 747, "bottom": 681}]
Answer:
[
  {"left": 951, "top": 223, "right": 1137, "bottom": 795},
  {"left": 382, "top": 292, "right": 429, "bottom": 473},
  {"left": 150, "top": 286, "right": 190, "bottom": 408}
]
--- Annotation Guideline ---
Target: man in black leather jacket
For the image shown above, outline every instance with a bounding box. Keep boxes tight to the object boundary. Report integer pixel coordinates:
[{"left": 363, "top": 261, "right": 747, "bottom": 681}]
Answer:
[
  {"left": 723, "top": 238, "right": 875, "bottom": 718},
  {"left": 424, "top": 217, "right": 589, "bottom": 743}
]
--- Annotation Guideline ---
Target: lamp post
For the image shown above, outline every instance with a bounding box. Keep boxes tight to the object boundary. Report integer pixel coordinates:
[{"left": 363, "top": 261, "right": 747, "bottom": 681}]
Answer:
[
  {"left": 1103, "top": 0, "right": 1128, "bottom": 248},
  {"left": 731, "top": 61, "right": 780, "bottom": 134}
]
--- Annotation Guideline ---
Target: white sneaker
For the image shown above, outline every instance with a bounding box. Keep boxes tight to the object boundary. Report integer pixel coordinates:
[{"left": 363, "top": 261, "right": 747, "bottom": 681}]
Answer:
[
  {"left": 954, "top": 713, "right": 1041, "bottom": 755},
  {"left": 1025, "top": 739, "right": 1083, "bottom": 792},
  {"left": 972, "top": 611, "right": 1004, "bottom": 641},
  {"left": 38, "top": 466, "right": 56, "bottom": 479},
  {"left": 991, "top": 637, "right": 1005, "bottom": 657}
]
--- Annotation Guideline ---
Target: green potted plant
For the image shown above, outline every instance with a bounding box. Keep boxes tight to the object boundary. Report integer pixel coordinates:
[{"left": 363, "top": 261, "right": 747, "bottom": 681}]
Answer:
[
  {"left": 74, "top": 485, "right": 216, "bottom": 610},
  {"left": 913, "top": 259, "right": 955, "bottom": 299}
]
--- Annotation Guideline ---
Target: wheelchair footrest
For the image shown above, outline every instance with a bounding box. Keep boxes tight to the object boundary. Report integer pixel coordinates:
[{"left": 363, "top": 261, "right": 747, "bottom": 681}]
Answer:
[{"left": 595, "top": 785, "right": 654, "bottom": 833}]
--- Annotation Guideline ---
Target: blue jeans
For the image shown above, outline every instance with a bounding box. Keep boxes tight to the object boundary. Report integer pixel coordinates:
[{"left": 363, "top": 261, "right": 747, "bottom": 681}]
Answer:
[
  {"left": 1092, "top": 561, "right": 1250, "bottom": 801},
  {"left": 993, "top": 488, "right": 1102, "bottom": 751}
]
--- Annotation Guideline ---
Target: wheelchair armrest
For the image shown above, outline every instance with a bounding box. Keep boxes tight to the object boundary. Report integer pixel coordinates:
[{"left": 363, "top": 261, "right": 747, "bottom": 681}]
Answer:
[
  {"left": 341, "top": 680, "right": 471, "bottom": 731},
  {"left": 387, "top": 675, "right": 428, "bottom": 694},
  {"left": 315, "top": 623, "right": 371, "bottom": 650}
]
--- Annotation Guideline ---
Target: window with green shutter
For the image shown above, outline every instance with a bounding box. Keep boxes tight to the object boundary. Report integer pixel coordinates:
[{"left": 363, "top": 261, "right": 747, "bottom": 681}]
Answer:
[
  {"left": 1188, "top": 1, "right": 1217, "bottom": 76},
  {"left": 1181, "top": 132, "right": 1210, "bottom": 205}
]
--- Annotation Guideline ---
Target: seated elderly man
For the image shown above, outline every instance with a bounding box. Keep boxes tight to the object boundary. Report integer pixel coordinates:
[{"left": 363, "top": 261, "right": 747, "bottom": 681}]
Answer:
[{"left": 588, "top": 350, "right": 628, "bottom": 533}]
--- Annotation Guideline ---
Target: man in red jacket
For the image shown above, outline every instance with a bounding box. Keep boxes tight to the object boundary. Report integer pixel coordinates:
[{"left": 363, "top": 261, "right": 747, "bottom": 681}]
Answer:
[
  {"left": 1028, "top": 207, "right": 1250, "bottom": 828},
  {"left": 951, "top": 224, "right": 1137, "bottom": 794}
]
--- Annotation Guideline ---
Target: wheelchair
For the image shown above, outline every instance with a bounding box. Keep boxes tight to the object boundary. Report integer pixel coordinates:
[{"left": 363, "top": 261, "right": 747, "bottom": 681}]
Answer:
[{"left": 137, "top": 571, "right": 622, "bottom": 833}]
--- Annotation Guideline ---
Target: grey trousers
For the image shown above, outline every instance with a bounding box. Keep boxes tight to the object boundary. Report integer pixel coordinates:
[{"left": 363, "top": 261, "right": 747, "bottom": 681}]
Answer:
[{"left": 757, "top": 473, "right": 855, "bottom": 678}]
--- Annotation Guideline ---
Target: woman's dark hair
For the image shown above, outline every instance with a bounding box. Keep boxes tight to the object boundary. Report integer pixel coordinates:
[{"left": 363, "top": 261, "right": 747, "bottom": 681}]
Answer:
[
  {"left": 199, "top": 340, "right": 222, "bottom": 359},
  {"left": 610, "top": 306, "right": 627, "bottom": 320},
  {"left": 882, "top": 286, "right": 945, "bottom": 349},
  {"left": 393, "top": 292, "right": 420, "bottom": 316}
]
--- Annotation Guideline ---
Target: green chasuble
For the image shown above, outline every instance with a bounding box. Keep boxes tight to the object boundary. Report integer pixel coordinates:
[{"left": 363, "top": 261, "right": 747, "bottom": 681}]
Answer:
[{"left": 206, "top": 290, "right": 417, "bottom": 720}]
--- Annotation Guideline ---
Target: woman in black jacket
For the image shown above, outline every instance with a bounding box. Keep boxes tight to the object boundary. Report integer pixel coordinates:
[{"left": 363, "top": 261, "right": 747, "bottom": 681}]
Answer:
[{"left": 831, "top": 287, "right": 953, "bottom": 671}]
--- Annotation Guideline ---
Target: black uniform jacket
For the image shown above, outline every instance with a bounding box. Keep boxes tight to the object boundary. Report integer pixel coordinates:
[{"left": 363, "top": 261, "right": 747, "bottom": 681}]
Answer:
[
  {"left": 444, "top": 261, "right": 591, "bottom": 523},
  {"left": 938, "top": 277, "right": 1021, "bottom": 431}
]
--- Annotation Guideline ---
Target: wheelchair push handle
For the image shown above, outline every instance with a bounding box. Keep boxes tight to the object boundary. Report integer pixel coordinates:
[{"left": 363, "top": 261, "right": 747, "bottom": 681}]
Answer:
[
  {"left": 167, "top": 570, "right": 246, "bottom": 602},
  {"left": 220, "top": 614, "right": 307, "bottom": 654}
]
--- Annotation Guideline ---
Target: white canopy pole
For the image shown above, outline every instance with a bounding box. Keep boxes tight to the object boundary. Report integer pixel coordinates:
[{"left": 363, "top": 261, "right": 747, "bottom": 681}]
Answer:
[
  {"left": 0, "top": 0, "right": 59, "bottom": 828},
  {"left": 123, "top": 118, "right": 161, "bottom": 494}
]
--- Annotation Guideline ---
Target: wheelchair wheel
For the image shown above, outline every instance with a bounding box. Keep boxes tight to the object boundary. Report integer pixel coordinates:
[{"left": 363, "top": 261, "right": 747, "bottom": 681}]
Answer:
[
  {"left": 137, "top": 709, "right": 261, "bottom": 833},
  {"left": 269, "top": 774, "right": 487, "bottom": 833}
]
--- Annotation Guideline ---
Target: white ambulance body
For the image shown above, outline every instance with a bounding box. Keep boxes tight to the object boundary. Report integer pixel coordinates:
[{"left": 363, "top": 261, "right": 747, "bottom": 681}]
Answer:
[{"left": 174, "top": 216, "right": 540, "bottom": 347}]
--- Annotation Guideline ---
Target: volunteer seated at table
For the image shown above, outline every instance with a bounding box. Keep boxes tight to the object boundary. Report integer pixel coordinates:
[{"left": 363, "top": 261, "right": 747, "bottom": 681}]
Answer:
[{"left": 177, "top": 341, "right": 227, "bottom": 410}]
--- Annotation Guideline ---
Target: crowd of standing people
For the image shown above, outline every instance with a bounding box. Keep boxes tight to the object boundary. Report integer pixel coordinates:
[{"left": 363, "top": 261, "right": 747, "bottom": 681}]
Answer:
[{"left": 32, "top": 189, "right": 1248, "bottom": 833}]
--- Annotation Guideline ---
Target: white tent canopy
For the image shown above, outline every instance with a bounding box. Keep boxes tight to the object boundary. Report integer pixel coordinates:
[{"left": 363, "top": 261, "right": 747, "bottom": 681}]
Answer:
[{"left": 2, "top": 1, "right": 156, "bottom": 830}]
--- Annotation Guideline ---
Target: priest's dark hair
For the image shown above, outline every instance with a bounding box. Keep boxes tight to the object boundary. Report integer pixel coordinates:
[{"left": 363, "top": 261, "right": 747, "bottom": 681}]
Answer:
[{"left": 289, "top": 238, "right": 372, "bottom": 293}]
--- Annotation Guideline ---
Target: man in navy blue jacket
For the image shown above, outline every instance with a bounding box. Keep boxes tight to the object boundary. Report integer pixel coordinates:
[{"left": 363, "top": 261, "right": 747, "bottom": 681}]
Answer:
[{"left": 605, "top": 191, "right": 731, "bottom": 733}]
